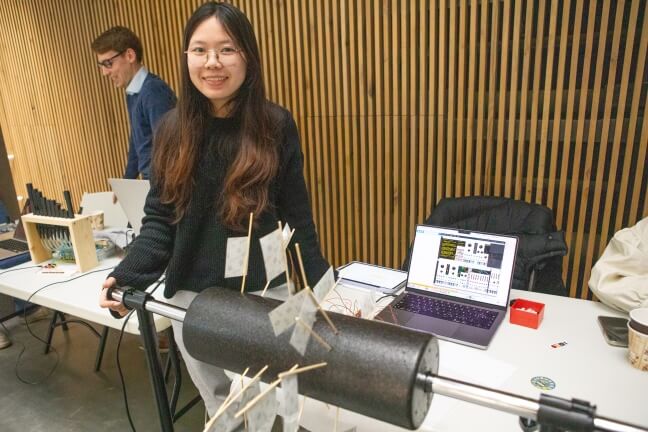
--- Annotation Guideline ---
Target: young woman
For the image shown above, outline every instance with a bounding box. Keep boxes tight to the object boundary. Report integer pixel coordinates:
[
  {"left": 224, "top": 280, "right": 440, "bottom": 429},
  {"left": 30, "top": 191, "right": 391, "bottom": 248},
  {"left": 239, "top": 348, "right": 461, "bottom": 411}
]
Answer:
[{"left": 99, "top": 1, "right": 329, "bottom": 415}]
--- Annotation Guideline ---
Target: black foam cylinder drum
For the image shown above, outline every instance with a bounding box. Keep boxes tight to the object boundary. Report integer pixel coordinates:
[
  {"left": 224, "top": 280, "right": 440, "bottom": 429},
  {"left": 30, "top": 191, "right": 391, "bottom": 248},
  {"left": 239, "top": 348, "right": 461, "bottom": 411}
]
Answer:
[{"left": 182, "top": 287, "right": 439, "bottom": 429}]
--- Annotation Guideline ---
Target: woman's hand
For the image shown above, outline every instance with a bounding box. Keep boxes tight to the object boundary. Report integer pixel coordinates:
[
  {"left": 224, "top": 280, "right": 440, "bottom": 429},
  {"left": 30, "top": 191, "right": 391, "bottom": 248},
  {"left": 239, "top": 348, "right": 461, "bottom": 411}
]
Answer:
[{"left": 99, "top": 277, "right": 129, "bottom": 317}]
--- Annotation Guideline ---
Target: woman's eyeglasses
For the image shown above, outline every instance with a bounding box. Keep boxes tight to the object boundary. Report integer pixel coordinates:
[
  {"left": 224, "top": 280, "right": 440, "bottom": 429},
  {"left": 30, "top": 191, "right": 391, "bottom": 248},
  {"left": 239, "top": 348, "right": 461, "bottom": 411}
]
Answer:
[{"left": 185, "top": 47, "right": 241, "bottom": 65}]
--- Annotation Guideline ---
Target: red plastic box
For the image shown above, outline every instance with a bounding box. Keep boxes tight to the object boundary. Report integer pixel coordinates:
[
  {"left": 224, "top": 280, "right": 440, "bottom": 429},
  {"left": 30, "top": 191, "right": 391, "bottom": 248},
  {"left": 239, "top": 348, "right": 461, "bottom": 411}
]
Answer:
[{"left": 510, "top": 299, "right": 545, "bottom": 329}]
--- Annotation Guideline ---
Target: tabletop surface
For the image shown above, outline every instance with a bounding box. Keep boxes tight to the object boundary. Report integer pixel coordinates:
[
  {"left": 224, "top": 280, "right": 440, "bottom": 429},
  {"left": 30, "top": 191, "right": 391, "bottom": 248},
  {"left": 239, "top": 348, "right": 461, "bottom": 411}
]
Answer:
[
  {"left": 0, "top": 257, "right": 171, "bottom": 334},
  {"left": 1, "top": 259, "right": 646, "bottom": 431},
  {"left": 301, "top": 285, "right": 648, "bottom": 431}
]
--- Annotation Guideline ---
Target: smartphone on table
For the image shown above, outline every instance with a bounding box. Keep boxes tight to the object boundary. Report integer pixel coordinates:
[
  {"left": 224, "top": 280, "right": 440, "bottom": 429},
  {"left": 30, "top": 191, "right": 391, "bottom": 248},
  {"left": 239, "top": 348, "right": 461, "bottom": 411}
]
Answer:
[{"left": 597, "top": 315, "right": 629, "bottom": 347}]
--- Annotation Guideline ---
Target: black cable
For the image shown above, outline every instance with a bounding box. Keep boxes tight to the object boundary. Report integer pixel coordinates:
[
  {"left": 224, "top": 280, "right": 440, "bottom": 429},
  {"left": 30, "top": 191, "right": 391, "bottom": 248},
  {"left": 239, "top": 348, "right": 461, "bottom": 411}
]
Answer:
[
  {"left": 115, "top": 278, "right": 165, "bottom": 432},
  {"left": 121, "top": 228, "right": 135, "bottom": 249},
  {"left": 0, "top": 265, "right": 43, "bottom": 331},
  {"left": 13, "top": 266, "right": 115, "bottom": 385},
  {"left": 0, "top": 265, "right": 41, "bottom": 277},
  {"left": 376, "top": 293, "right": 397, "bottom": 303},
  {"left": 116, "top": 309, "right": 137, "bottom": 432}
]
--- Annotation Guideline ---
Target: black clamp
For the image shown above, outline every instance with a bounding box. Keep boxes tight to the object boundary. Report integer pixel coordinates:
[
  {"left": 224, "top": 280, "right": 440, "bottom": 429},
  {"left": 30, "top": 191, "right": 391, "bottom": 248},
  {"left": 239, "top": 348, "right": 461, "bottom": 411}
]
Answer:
[
  {"left": 520, "top": 394, "right": 596, "bottom": 432},
  {"left": 120, "top": 287, "right": 152, "bottom": 312},
  {"left": 106, "top": 286, "right": 150, "bottom": 319}
]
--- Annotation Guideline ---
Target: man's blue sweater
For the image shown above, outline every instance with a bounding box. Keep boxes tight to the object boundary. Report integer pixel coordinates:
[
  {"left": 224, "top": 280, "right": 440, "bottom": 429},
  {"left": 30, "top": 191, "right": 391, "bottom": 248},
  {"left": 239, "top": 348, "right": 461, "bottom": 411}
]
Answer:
[{"left": 125, "top": 73, "right": 176, "bottom": 179}]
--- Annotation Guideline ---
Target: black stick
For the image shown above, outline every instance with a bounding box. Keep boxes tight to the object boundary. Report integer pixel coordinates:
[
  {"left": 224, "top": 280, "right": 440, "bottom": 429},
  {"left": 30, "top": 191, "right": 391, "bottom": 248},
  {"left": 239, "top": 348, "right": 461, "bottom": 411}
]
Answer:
[{"left": 63, "top": 190, "right": 74, "bottom": 218}]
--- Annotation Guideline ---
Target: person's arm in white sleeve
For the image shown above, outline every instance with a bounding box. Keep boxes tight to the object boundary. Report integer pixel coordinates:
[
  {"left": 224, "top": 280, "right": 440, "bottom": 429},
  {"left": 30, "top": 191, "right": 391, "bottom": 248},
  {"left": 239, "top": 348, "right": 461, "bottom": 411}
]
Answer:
[{"left": 589, "top": 217, "right": 648, "bottom": 313}]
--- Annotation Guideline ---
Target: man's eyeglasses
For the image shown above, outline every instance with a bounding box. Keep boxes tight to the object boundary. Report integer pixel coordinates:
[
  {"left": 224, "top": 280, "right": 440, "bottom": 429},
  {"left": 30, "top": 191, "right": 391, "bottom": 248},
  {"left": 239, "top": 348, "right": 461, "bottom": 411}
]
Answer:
[
  {"left": 97, "top": 50, "right": 125, "bottom": 69},
  {"left": 185, "top": 47, "right": 241, "bottom": 65}
]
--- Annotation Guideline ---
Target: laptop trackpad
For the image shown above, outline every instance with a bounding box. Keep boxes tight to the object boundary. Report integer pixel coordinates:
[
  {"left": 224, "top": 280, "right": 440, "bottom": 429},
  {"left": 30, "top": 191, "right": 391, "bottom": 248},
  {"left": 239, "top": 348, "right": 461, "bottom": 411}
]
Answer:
[{"left": 408, "top": 315, "right": 461, "bottom": 336}]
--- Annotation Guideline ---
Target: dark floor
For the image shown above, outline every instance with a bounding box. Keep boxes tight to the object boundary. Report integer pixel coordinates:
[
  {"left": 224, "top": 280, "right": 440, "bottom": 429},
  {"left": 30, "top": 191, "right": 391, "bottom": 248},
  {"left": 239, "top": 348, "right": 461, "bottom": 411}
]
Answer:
[{"left": 0, "top": 312, "right": 205, "bottom": 431}]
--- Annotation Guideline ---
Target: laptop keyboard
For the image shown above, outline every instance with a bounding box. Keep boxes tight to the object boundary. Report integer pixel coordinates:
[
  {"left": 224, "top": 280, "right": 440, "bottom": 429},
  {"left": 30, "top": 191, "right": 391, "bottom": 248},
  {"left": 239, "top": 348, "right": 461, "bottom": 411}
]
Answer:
[
  {"left": 0, "top": 239, "right": 29, "bottom": 253},
  {"left": 394, "top": 293, "right": 498, "bottom": 329}
]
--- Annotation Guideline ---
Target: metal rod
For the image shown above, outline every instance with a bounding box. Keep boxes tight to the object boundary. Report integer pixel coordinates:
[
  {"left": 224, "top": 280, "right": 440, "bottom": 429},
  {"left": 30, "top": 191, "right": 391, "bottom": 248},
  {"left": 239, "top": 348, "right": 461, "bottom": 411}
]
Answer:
[
  {"left": 419, "top": 374, "right": 647, "bottom": 432},
  {"left": 421, "top": 374, "right": 539, "bottom": 419},
  {"left": 110, "top": 288, "right": 186, "bottom": 322},
  {"left": 594, "top": 418, "right": 648, "bottom": 432}
]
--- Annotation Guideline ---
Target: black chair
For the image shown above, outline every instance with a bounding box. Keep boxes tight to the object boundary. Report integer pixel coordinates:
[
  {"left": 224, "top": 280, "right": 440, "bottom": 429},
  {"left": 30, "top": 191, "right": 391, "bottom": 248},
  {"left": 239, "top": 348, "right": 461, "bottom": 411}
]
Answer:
[{"left": 403, "top": 196, "right": 568, "bottom": 296}]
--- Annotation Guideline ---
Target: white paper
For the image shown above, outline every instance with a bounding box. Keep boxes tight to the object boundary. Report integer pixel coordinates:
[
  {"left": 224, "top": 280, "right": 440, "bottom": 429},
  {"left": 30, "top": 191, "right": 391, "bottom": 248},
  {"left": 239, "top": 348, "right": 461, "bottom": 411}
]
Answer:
[
  {"left": 247, "top": 387, "right": 278, "bottom": 432},
  {"left": 80, "top": 191, "right": 128, "bottom": 228},
  {"left": 290, "top": 321, "right": 313, "bottom": 355},
  {"left": 338, "top": 262, "right": 407, "bottom": 290},
  {"left": 312, "top": 266, "right": 335, "bottom": 302},
  {"left": 281, "top": 222, "right": 294, "bottom": 248},
  {"left": 268, "top": 289, "right": 308, "bottom": 336},
  {"left": 240, "top": 381, "right": 261, "bottom": 407},
  {"left": 280, "top": 375, "right": 300, "bottom": 432},
  {"left": 260, "top": 227, "right": 287, "bottom": 283},
  {"left": 323, "top": 283, "right": 379, "bottom": 318},
  {"left": 108, "top": 178, "right": 150, "bottom": 235},
  {"left": 290, "top": 298, "right": 318, "bottom": 355},
  {"left": 38, "top": 262, "right": 79, "bottom": 277},
  {"left": 299, "top": 292, "right": 318, "bottom": 322},
  {"left": 208, "top": 400, "right": 240, "bottom": 432},
  {"left": 225, "top": 236, "right": 248, "bottom": 278}
]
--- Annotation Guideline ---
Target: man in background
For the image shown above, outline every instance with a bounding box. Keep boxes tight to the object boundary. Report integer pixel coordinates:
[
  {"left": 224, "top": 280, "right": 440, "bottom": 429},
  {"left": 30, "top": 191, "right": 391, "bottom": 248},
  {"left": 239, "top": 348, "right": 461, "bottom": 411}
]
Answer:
[
  {"left": 92, "top": 27, "right": 174, "bottom": 350},
  {"left": 92, "top": 26, "right": 176, "bottom": 181}
]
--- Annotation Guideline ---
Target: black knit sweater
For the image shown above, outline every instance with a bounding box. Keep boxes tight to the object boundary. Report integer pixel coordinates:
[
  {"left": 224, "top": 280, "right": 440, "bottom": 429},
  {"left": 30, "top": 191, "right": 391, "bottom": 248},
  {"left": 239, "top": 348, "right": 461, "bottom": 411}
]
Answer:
[{"left": 109, "top": 106, "right": 330, "bottom": 299}]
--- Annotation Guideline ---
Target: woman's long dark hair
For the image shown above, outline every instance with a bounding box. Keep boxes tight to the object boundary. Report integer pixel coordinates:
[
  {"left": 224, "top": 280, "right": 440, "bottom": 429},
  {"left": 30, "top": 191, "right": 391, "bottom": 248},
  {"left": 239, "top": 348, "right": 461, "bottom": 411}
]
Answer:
[{"left": 152, "top": 2, "right": 278, "bottom": 231}]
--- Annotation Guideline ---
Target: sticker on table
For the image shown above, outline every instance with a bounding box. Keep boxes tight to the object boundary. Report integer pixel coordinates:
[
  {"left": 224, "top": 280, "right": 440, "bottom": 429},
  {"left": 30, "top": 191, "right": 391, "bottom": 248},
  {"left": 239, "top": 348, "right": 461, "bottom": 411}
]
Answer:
[{"left": 530, "top": 376, "right": 555, "bottom": 391}]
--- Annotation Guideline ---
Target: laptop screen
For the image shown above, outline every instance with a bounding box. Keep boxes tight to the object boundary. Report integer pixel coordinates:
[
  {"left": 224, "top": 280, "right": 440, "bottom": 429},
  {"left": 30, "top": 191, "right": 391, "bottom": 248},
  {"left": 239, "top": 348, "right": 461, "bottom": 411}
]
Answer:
[{"left": 407, "top": 225, "right": 517, "bottom": 307}]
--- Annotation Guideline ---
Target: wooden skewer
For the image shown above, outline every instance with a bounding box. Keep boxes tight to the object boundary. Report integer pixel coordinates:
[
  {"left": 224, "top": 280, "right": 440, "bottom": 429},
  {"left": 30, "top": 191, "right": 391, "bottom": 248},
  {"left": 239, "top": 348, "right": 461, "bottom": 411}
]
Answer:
[
  {"left": 278, "top": 220, "right": 286, "bottom": 248},
  {"left": 278, "top": 221, "right": 293, "bottom": 295},
  {"left": 294, "top": 243, "right": 308, "bottom": 291},
  {"left": 334, "top": 407, "right": 340, "bottom": 432},
  {"left": 234, "top": 365, "right": 299, "bottom": 418},
  {"left": 240, "top": 212, "right": 254, "bottom": 294},
  {"left": 330, "top": 278, "right": 341, "bottom": 292},
  {"left": 261, "top": 280, "right": 271, "bottom": 297},
  {"left": 241, "top": 367, "right": 250, "bottom": 379},
  {"left": 205, "top": 365, "right": 269, "bottom": 431},
  {"left": 278, "top": 361, "right": 327, "bottom": 378},
  {"left": 221, "top": 366, "right": 248, "bottom": 407},
  {"left": 234, "top": 378, "right": 280, "bottom": 418},
  {"left": 240, "top": 367, "right": 250, "bottom": 430},
  {"left": 219, "top": 367, "right": 250, "bottom": 408},
  {"left": 307, "top": 289, "right": 339, "bottom": 334},
  {"left": 298, "top": 396, "right": 307, "bottom": 423},
  {"left": 295, "top": 317, "right": 332, "bottom": 351}
]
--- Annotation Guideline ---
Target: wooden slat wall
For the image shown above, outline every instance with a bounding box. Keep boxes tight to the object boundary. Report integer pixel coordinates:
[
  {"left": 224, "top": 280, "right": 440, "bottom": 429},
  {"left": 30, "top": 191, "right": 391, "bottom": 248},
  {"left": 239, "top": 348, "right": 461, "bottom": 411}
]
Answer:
[{"left": 0, "top": 1, "right": 646, "bottom": 298}]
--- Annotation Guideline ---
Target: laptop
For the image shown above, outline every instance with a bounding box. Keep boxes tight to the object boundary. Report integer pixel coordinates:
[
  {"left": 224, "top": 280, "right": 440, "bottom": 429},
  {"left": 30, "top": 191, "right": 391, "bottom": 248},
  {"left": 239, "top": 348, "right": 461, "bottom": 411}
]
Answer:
[
  {"left": 0, "top": 218, "right": 30, "bottom": 263},
  {"left": 108, "top": 179, "right": 150, "bottom": 236},
  {"left": 376, "top": 225, "right": 518, "bottom": 349},
  {"left": 80, "top": 191, "right": 129, "bottom": 228}
]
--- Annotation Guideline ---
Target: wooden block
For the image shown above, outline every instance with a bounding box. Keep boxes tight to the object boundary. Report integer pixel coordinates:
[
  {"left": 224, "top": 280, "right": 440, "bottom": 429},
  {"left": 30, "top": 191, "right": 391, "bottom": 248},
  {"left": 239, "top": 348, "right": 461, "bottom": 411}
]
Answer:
[
  {"left": 20, "top": 213, "right": 98, "bottom": 272},
  {"left": 68, "top": 217, "right": 98, "bottom": 272}
]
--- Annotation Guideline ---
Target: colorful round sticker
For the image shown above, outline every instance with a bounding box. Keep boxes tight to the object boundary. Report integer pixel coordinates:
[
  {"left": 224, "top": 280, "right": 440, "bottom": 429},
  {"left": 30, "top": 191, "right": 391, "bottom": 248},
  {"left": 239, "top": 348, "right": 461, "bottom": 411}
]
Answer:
[{"left": 530, "top": 376, "right": 555, "bottom": 391}]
